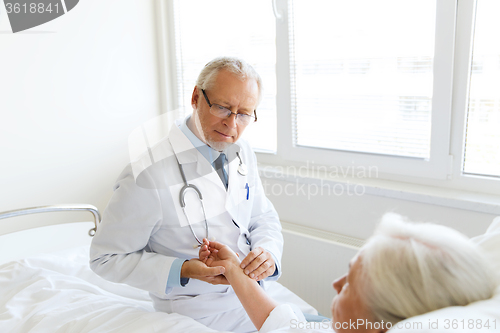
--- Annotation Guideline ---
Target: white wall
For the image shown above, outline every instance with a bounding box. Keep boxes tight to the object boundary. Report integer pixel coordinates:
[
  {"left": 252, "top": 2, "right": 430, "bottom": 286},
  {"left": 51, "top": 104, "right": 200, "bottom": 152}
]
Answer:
[
  {"left": 0, "top": 0, "right": 161, "bottom": 227},
  {"left": 264, "top": 177, "right": 497, "bottom": 240}
]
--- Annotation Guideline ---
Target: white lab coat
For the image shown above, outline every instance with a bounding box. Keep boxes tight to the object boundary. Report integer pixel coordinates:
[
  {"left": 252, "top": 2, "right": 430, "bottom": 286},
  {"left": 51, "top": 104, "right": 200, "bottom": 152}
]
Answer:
[{"left": 90, "top": 120, "right": 284, "bottom": 329}]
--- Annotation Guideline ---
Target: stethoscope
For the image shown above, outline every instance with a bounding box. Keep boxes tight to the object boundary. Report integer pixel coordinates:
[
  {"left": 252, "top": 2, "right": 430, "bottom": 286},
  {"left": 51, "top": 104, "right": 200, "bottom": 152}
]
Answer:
[{"left": 176, "top": 151, "right": 247, "bottom": 248}]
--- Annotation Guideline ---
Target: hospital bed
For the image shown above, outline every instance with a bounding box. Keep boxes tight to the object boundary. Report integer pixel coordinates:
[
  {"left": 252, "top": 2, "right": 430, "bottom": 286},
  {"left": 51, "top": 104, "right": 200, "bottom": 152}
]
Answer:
[
  {"left": 0, "top": 204, "right": 315, "bottom": 333},
  {"left": 1, "top": 205, "right": 499, "bottom": 333}
]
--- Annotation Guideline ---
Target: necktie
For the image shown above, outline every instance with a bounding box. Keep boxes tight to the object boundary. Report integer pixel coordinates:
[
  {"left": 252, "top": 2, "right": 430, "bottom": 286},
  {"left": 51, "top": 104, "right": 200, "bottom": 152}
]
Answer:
[{"left": 214, "top": 153, "right": 228, "bottom": 190}]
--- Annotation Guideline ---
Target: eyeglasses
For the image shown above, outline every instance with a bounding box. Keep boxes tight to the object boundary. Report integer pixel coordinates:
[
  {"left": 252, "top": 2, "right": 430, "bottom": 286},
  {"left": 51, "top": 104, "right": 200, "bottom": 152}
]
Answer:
[{"left": 201, "top": 89, "right": 257, "bottom": 126}]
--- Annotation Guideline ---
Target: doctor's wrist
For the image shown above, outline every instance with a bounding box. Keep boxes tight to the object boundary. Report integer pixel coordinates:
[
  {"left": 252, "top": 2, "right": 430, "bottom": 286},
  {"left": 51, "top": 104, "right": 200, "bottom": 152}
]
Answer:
[
  {"left": 180, "top": 259, "right": 194, "bottom": 279},
  {"left": 180, "top": 261, "right": 188, "bottom": 279}
]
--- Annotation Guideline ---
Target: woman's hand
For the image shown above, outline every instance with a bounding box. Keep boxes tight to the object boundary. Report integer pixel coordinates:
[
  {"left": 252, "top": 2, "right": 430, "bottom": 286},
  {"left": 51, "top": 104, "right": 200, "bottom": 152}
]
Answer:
[{"left": 199, "top": 239, "right": 240, "bottom": 273}]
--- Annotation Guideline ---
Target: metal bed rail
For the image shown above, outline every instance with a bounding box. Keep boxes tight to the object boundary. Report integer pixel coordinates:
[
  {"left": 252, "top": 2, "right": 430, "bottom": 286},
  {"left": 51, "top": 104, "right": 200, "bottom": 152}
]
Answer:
[{"left": 0, "top": 204, "right": 101, "bottom": 236}]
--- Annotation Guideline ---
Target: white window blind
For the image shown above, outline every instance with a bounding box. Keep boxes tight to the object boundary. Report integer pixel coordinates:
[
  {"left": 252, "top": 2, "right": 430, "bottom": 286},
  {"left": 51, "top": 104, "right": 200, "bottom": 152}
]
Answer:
[
  {"left": 290, "top": 0, "right": 436, "bottom": 159},
  {"left": 172, "top": 0, "right": 277, "bottom": 152},
  {"left": 463, "top": 0, "right": 500, "bottom": 178}
]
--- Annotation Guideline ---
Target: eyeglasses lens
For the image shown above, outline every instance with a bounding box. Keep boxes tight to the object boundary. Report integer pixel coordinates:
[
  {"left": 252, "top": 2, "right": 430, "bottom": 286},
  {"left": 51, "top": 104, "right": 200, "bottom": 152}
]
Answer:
[{"left": 209, "top": 105, "right": 253, "bottom": 126}]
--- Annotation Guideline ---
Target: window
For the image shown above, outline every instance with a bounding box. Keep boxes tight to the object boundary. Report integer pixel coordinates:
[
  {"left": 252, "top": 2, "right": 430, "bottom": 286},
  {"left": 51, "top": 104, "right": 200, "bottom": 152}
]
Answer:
[
  {"left": 171, "top": 0, "right": 277, "bottom": 152},
  {"left": 290, "top": 0, "right": 436, "bottom": 159},
  {"left": 276, "top": 0, "right": 454, "bottom": 179}
]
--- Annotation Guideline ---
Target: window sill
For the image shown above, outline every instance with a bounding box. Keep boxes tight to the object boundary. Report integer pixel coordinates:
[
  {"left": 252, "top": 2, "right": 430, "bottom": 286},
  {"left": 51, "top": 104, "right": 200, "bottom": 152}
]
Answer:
[{"left": 258, "top": 164, "right": 500, "bottom": 216}]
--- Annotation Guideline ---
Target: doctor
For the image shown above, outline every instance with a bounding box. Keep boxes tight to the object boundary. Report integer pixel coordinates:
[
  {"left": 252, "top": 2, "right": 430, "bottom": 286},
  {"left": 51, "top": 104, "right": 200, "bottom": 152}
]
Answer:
[{"left": 90, "top": 57, "right": 285, "bottom": 333}]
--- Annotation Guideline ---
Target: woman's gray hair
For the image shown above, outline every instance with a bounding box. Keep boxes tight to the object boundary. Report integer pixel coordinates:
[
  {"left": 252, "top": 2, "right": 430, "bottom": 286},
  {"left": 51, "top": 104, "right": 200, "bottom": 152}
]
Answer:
[
  {"left": 196, "top": 56, "right": 263, "bottom": 104},
  {"left": 361, "top": 213, "right": 497, "bottom": 325}
]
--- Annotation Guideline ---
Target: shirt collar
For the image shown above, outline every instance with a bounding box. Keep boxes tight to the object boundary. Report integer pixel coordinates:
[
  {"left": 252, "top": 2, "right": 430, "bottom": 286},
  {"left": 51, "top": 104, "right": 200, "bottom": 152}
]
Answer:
[{"left": 179, "top": 115, "right": 221, "bottom": 164}]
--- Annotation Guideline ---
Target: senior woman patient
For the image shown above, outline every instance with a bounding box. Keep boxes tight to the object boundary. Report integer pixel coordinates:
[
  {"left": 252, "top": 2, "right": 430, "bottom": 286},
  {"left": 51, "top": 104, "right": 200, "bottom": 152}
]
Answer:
[{"left": 199, "top": 214, "right": 497, "bottom": 332}]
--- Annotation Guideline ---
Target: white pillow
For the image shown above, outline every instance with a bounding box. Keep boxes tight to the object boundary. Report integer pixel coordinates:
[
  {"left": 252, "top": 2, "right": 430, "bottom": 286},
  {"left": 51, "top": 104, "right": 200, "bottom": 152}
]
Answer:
[
  {"left": 388, "top": 290, "right": 500, "bottom": 333},
  {"left": 389, "top": 217, "right": 500, "bottom": 333},
  {"left": 471, "top": 216, "right": 500, "bottom": 281}
]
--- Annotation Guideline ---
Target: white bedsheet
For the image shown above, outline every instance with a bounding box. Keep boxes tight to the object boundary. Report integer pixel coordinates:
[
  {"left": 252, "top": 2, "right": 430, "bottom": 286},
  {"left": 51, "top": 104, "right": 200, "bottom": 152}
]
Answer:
[
  {"left": 0, "top": 245, "right": 317, "bottom": 333},
  {"left": 0, "top": 246, "right": 229, "bottom": 333}
]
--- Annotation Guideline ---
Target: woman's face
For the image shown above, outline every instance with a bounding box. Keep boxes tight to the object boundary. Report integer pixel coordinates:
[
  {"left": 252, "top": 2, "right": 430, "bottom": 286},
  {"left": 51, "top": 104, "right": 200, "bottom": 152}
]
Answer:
[{"left": 331, "top": 254, "right": 385, "bottom": 333}]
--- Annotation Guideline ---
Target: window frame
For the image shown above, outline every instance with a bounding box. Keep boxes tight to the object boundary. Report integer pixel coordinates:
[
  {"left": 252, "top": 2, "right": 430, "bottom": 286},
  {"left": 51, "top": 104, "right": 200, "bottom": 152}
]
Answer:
[
  {"left": 262, "top": 0, "right": 456, "bottom": 180},
  {"left": 446, "top": 0, "right": 500, "bottom": 194}
]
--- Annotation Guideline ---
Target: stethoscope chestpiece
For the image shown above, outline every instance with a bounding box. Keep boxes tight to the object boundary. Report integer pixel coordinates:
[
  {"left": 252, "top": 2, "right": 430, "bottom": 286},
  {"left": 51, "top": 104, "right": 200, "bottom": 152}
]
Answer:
[{"left": 236, "top": 152, "right": 248, "bottom": 176}]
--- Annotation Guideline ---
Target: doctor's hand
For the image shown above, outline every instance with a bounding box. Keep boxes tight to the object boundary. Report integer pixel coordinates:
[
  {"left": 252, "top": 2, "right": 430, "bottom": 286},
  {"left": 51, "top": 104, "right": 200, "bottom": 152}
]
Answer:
[
  {"left": 240, "top": 247, "right": 276, "bottom": 281},
  {"left": 180, "top": 258, "right": 229, "bottom": 285}
]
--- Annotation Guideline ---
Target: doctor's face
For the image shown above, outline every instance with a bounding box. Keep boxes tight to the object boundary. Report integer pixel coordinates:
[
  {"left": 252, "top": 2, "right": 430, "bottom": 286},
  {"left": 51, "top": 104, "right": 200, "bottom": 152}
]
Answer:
[
  {"left": 331, "top": 254, "right": 384, "bottom": 333},
  {"left": 191, "top": 69, "right": 259, "bottom": 151}
]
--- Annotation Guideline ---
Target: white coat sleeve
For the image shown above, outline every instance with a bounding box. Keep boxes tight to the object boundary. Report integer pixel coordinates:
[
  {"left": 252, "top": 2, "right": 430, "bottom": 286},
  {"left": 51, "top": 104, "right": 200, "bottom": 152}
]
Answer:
[
  {"left": 89, "top": 165, "right": 175, "bottom": 296},
  {"left": 244, "top": 144, "right": 284, "bottom": 281}
]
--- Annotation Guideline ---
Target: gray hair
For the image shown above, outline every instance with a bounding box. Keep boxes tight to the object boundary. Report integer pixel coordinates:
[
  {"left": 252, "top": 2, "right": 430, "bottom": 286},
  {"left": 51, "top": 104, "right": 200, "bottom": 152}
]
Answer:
[
  {"left": 195, "top": 56, "right": 263, "bottom": 104},
  {"left": 361, "top": 213, "right": 497, "bottom": 325}
]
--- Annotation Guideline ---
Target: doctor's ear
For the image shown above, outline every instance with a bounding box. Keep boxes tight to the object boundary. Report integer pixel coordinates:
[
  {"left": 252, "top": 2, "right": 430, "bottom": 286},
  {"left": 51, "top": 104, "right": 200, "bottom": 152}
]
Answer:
[{"left": 191, "top": 86, "right": 200, "bottom": 110}]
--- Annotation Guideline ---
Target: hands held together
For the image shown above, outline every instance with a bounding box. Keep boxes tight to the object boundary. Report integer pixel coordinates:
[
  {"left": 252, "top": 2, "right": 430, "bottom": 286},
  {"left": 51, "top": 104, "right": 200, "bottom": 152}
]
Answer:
[
  {"left": 200, "top": 240, "right": 280, "bottom": 331},
  {"left": 189, "top": 239, "right": 276, "bottom": 285}
]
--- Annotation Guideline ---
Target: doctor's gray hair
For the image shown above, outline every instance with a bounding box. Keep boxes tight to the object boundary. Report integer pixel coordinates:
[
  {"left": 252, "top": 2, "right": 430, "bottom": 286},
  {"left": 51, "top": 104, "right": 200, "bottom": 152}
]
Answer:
[
  {"left": 360, "top": 213, "right": 497, "bottom": 325},
  {"left": 196, "top": 56, "right": 263, "bottom": 104}
]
